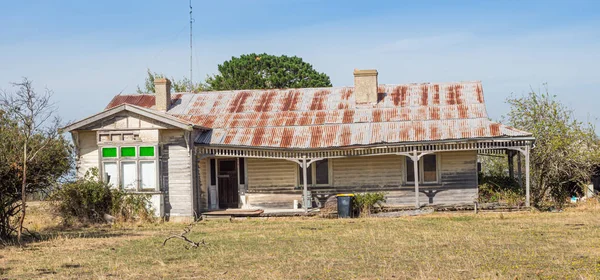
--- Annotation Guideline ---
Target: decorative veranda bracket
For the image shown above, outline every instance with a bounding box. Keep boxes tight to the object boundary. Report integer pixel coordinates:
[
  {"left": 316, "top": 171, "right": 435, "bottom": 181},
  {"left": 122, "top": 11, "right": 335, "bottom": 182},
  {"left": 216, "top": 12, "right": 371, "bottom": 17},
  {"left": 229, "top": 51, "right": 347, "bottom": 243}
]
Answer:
[{"left": 283, "top": 157, "right": 324, "bottom": 212}]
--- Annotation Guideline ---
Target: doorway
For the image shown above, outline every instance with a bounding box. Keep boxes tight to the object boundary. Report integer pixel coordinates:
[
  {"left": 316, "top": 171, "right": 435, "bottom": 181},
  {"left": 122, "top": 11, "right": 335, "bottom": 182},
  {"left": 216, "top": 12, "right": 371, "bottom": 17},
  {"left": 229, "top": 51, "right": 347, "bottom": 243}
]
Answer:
[{"left": 218, "top": 159, "right": 239, "bottom": 209}]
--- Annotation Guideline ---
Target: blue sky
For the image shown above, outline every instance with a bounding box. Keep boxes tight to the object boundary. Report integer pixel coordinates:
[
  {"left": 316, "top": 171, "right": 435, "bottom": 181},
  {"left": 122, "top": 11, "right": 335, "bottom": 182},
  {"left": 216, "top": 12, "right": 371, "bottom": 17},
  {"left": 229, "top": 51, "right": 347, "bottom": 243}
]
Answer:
[{"left": 1, "top": 0, "right": 599, "bottom": 131}]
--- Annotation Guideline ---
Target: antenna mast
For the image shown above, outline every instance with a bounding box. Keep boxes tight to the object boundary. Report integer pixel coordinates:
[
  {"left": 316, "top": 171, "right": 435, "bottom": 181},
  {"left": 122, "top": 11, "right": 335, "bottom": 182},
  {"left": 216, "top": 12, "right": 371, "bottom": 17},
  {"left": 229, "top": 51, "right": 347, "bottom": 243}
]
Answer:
[{"left": 189, "top": 0, "right": 193, "bottom": 92}]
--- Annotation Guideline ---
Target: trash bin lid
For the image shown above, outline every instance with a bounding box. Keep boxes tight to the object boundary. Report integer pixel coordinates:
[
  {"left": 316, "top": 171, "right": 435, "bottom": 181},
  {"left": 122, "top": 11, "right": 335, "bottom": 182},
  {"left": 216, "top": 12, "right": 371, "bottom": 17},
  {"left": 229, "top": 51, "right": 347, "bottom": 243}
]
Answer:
[{"left": 336, "top": 194, "right": 354, "bottom": 197}]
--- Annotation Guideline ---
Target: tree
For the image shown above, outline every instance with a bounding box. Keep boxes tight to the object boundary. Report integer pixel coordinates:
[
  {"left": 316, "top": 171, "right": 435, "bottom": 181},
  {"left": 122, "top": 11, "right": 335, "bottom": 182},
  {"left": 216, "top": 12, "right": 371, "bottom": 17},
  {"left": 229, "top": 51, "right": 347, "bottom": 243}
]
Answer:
[
  {"left": 506, "top": 86, "right": 599, "bottom": 207},
  {"left": 137, "top": 69, "right": 208, "bottom": 94},
  {"left": 205, "top": 53, "right": 332, "bottom": 90},
  {"left": 0, "top": 79, "right": 72, "bottom": 243}
]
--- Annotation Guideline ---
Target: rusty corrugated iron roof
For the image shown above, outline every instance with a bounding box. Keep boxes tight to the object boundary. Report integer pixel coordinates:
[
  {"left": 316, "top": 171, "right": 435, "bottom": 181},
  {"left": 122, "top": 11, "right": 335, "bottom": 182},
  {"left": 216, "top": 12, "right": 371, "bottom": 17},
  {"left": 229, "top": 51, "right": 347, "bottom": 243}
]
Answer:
[{"left": 105, "top": 81, "right": 532, "bottom": 149}]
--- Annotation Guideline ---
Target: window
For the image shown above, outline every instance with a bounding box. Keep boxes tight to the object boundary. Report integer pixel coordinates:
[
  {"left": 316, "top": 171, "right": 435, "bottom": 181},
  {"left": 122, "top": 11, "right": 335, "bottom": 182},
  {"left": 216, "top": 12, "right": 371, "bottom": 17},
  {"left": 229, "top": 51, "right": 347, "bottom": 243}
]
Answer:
[
  {"left": 103, "top": 162, "right": 118, "bottom": 188},
  {"left": 140, "top": 161, "right": 156, "bottom": 189},
  {"left": 299, "top": 159, "right": 329, "bottom": 186},
  {"left": 121, "top": 162, "right": 137, "bottom": 190},
  {"left": 422, "top": 155, "right": 437, "bottom": 182},
  {"left": 238, "top": 158, "right": 245, "bottom": 185},
  {"left": 405, "top": 154, "right": 438, "bottom": 184},
  {"left": 406, "top": 158, "right": 415, "bottom": 182},
  {"left": 100, "top": 145, "right": 158, "bottom": 191},
  {"left": 102, "top": 147, "right": 117, "bottom": 158},
  {"left": 121, "top": 147, "right": 136, "bottom": 157},
  {"left": 140, "top": 146, "right": 155, "bottom": 157},
  {"left": 315, "top": 159, "right": 329, "bottom": 185}
]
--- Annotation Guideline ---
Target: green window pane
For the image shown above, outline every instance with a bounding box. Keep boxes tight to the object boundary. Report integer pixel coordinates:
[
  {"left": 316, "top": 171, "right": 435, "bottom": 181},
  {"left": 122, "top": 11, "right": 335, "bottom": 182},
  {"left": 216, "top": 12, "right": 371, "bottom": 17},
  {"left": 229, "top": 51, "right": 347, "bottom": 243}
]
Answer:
[
  {"left": 121, "top": 147, "right": 136, "bottom": 157},
  {"left": 140, "top": 146, "right": 155, "bottom": 157},
  {"left": 102, "top": 147, "right": 117, "bottom": 158}
]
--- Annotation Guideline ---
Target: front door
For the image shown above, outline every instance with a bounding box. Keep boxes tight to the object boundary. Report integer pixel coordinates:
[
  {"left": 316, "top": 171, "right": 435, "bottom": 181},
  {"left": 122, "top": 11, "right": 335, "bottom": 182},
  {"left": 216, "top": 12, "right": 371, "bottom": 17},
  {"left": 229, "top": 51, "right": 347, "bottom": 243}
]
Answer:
[{"left": 218, "top": 159, "right": 239, "bottom": 209}]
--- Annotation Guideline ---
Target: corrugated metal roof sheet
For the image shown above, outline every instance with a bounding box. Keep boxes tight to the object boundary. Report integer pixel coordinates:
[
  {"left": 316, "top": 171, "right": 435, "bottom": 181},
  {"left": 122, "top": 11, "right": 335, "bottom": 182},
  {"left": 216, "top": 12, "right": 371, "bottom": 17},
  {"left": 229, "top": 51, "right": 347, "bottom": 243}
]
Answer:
[{"left": 105, "top": 81, "right": 532, "bottom": 149}]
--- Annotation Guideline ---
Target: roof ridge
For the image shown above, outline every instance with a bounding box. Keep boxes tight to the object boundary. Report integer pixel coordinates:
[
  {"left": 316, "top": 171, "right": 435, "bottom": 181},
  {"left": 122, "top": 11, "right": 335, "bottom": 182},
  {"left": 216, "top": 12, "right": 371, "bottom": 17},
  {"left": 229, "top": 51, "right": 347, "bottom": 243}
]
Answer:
[{"left": 113, "top": 80, "right": 483, "bottom": 97}]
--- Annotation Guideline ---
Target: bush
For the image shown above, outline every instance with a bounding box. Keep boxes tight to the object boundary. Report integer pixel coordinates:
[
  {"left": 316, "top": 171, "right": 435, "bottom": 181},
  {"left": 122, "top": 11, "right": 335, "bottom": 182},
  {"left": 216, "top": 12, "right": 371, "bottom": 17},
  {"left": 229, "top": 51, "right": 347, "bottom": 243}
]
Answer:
[
  {"left": 353, "top": 192, "right": 386, "bottom": 217},
  {"left": 51, "top": 169, "right": 154, "bottom": 225},
  {"left": 478, "top": 173, "right": 524, "bottom": 206}
]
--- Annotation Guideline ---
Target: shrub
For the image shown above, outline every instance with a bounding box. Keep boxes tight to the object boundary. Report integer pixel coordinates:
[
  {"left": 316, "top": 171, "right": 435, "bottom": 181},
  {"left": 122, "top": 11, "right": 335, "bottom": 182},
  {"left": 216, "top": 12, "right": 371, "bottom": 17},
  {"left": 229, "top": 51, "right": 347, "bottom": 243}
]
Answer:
[
  {"left": 478, "top": 173, "right": 524, "bottom": 206},
  {"left": 353, "top": 192, "right": 386, "bottom": 217},
  {"left": 51, "top": 168, "right": 154, "bottom": 225}
]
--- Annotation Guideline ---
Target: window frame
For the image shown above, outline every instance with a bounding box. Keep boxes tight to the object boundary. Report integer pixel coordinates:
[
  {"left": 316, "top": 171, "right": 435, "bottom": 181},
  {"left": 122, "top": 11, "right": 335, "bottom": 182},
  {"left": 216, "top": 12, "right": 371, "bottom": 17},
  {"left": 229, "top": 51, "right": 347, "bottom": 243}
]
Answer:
[
  {"left": 298, "top": 159, "right": 332, "bottom": 187},
  {"left": 404, "top": 154, "right": 441, "bottom": 185},
  {"left": 99, "top": 144, "right": 159, "bottom": 192}
]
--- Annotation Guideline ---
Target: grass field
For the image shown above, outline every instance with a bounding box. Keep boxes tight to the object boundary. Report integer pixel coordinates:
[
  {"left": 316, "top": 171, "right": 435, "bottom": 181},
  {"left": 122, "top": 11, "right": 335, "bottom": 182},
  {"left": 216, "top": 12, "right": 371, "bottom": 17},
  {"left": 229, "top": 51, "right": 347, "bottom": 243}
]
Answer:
[{"left": 1, "top": 203, "right": 600, "bottom": 279}]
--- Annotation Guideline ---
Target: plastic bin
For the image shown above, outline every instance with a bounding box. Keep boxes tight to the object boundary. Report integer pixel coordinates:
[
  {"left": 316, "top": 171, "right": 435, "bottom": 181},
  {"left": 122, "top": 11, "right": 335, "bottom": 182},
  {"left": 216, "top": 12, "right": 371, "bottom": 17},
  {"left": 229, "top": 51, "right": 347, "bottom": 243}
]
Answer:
[{"left": 336, "top": 194, "right": 354, "bottom": 218}]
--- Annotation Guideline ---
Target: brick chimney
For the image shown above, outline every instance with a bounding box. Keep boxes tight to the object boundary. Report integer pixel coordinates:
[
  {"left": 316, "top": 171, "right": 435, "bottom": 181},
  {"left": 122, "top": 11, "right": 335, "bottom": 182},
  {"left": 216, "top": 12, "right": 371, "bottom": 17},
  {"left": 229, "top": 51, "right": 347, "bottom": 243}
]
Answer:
[
  {"left": 353, "top": 69, "right": 378, "bottom": 104},
  {"left": 154, "top": 78, "right": 172, "bottom": 112}
]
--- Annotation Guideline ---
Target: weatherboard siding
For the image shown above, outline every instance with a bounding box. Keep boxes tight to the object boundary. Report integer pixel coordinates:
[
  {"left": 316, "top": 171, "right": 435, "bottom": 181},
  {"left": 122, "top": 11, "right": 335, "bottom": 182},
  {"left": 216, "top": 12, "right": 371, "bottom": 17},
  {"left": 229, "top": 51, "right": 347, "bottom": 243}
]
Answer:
[
  {"left": 76, "top": 131, "right": 99, "bottom": 177},
  {"left": 162, "top": 140, "right": 194, "bottom": 217},
  {"left": 247, "top": 158, "right": 297, "bottom": 190},
  {"left": 331, "top": 155, "right": 403, "bottom": 187},
  {"left": 198, "top": 157, "right": 209, "bottom": 212},
  {"left": 239, "top": 151, "right": 478, "bottom": 209}
]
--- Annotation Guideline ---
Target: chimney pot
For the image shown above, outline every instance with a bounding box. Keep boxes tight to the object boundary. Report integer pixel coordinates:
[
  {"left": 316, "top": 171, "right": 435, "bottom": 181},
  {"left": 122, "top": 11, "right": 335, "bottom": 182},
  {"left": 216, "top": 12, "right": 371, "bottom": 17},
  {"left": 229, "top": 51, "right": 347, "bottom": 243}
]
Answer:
[
  {"left": 353, "top": 69, "right": 378, "bottom": 104},
  {"left": 155, "top": 78, "right": 172, "bottom": 112}
]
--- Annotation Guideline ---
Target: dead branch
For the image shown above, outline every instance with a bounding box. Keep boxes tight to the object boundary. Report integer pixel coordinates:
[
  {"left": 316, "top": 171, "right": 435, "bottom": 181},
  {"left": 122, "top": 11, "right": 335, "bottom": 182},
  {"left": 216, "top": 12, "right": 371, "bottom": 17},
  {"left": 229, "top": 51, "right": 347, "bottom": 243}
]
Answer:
[{"left": 162, "top": 223, "right": 206, "bottom": 249}]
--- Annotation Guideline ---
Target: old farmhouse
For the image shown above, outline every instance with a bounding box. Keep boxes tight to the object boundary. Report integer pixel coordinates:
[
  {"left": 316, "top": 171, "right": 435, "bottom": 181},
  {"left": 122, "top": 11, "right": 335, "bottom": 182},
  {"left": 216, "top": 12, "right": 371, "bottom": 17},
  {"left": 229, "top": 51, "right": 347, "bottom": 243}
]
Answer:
[{"left": 64, "top": 70, "right": 534, "bottom": 220}]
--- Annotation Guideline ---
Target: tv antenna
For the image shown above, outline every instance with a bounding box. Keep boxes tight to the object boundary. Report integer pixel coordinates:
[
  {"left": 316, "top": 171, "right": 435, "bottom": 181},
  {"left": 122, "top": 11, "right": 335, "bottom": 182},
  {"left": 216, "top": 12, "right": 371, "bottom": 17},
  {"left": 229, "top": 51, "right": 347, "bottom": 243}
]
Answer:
[{"left": 189, "top": 0, "right": 194, "bottom": 92}]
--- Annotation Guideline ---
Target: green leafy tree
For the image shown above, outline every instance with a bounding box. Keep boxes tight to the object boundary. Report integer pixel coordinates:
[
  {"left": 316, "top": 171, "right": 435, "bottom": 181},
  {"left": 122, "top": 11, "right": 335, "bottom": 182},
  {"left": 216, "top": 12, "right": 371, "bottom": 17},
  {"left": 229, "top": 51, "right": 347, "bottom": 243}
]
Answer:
[
  {"left": 0, "top": 79, "right": 72, "bottom": 242},
  {"left": 205, "top": 53, "right": 332, "bottom": 90},
  {"left": 506, "top": 86, "right": 599, "bottom": 207},
  {"left": 137, "top": 69, "right": 208, "bottom": 94}
]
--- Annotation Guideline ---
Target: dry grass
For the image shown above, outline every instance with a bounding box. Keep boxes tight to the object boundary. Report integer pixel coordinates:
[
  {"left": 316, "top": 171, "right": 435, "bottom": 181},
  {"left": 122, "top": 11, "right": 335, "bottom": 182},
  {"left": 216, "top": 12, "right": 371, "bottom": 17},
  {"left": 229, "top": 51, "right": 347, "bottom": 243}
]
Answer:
[{"left": 1, "top": 203, "right": 600, "bottom": 279}]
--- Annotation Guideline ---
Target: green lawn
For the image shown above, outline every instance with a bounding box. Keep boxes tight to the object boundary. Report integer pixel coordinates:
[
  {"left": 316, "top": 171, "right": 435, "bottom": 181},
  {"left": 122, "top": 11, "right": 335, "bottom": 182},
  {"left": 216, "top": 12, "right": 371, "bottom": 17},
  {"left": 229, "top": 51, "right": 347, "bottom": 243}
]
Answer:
[{"left": 1, "top": 204, "right": 600, "bottom": 279}]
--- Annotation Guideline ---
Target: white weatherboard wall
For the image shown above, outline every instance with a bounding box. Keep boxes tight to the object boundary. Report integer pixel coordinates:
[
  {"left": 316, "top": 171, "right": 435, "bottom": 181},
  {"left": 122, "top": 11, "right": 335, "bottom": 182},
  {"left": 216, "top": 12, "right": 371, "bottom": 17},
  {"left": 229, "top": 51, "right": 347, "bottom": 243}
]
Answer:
[
  {"left": 332, "top": 155, "right": 403, "bottom": 187},
  {"left": 76, "top": 131, "right": 99, "bottom": 177},
  {"left": 246, "top": 158, "right": 300, "bottom": 208},
  {"left": 247, "top": 158, "right": 297, "bottom": 188},
  {"left": 161, "top": 130, "right": 194, "bottom": 219},
  {"left": 240, "top": 151, "right": 478, "bottom": 208}
]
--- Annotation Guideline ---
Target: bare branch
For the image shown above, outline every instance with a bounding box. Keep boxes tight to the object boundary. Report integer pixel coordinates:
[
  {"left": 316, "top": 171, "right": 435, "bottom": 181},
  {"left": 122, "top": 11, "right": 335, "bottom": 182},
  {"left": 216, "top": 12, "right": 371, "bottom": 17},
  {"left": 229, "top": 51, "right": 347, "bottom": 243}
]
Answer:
[{"left": 162, "top": 223, "right": 206, "bottom": 249}]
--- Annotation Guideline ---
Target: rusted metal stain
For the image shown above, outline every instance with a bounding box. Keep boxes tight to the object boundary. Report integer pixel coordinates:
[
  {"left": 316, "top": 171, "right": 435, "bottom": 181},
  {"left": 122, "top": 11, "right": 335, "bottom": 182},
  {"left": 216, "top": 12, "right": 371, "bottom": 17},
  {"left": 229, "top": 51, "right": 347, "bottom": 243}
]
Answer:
[
  {"left": 106, "top": 95, "right": 155, "bottom": 109},
  {"left": 339, "top": 125, "right": 351, "bottom": 146},
  {"left": 224, "top": 128, "right": 237, "bottom": 144},
  {"left": 490, "top": 123, "right": 500, "bottom": 136},
  {"left": 390, "top": 86, "right": 409, "bottom": 106},
  {"left": 446, "top": 85, "right": 457, "bottom": 105},
  {"left": 430, "top": 126, "right": 440, "bottom": 140},
  {"left": 309, "top": 126, "right": 323, "bottom": 148},
  {"left": 280, "top": 127, "right": 294, "bottom": 147},
  {"left": 458, "top": 104, "right": 468, "bottom": 119},
  {"left": 421, "top": 85, "right": 429, "bottom": 106},
  {"left": 341, "top": 88, "right": 353, "bottom": 100},
  {"left": 475, "top": 84, "right": 484, "bottom": 104},
  {"left": 414, "top": 121, "right": 426, "bottom": 141},
  {"left": 228, "top": 91, "right": 251, "bottom": 113},
  {"left": 281, "top": 90, "right": 300, "bottom": 111},
  {"left": 433, "top": 84, "right": 440, "bottom": 105},
  {"left": 373, "top": 109, "right": 382, "bottom": 123},
  {"left": 475, "top": 127, "right": 486, "bottom": 137},
  {"left": 298, "top": 111, "right": 313, "bottom": 126},
  {"left": 342, "top": 110, "right": 355, "bottom": 124},
  {"left": 251, "top": 127, "right": 265, "bottom": 146},
  {"left": 430, "top": 107, "right": 440, "bottom": 120},
  {"left": 310, "top": 90, "right": 329, "bottom": 110},
  {"left": 454, "top": 84, "right": 463, "bottom": 105},
  {"left": 314, "top": 111, "right": 326, "bottom": 125},
  {"left": 254, "top": 91, "right": 276, "bottom": 112}
]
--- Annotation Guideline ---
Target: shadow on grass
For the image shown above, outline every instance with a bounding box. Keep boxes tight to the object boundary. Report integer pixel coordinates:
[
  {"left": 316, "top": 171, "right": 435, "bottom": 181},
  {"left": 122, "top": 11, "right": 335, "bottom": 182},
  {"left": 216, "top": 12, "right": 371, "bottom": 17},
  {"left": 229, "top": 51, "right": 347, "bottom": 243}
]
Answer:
[{"left": 1, "top": 225, "right": 141, "bottom": 248}]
